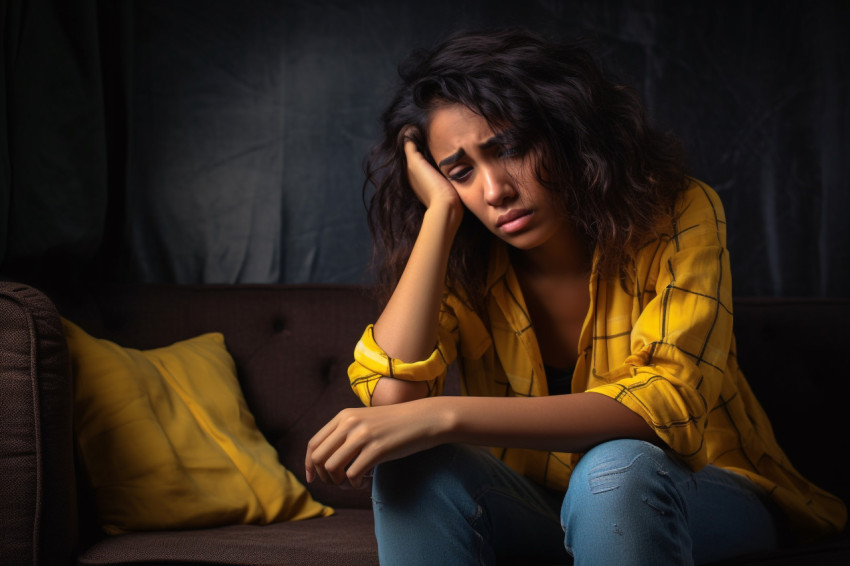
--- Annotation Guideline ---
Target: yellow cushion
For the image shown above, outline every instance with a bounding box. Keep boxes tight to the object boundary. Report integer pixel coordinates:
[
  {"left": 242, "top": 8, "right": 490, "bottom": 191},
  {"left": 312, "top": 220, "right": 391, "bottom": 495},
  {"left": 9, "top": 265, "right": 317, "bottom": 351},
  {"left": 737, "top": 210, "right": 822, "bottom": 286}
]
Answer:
[{"left": 62, "top": 319, "right": 333, "bottom": 535}]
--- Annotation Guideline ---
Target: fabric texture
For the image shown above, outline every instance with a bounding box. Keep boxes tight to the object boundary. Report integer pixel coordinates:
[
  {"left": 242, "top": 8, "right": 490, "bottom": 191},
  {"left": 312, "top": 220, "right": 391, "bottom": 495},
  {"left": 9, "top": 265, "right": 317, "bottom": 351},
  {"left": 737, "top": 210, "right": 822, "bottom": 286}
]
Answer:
[
  {"left": 63, "top": 318, "right": 333, "bottom": 535},
  {"left": 371, "top": 441, "right": 782, "bottom": 566},
  {"left": 348, "top": 180, "right": 847, "bottom": 543},
  {"left": 76, "top": 509, "right": 377, "bottom": 566},
  {"left": 372, "top": 444, "right": 568, "bottom": 565},
  {"left": 560, "top": 439, "right": 781, "bottom": 565},
  {"left": 0, "top": 282, "right": 77, "bottom": 566}
]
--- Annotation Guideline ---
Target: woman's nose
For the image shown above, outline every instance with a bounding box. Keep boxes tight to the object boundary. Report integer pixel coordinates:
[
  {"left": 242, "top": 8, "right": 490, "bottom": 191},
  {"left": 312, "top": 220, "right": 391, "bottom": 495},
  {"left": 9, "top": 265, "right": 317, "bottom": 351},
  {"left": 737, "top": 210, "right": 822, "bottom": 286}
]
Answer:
[{"left": 483, "top": 165, "right": 516, "bottom": 206}]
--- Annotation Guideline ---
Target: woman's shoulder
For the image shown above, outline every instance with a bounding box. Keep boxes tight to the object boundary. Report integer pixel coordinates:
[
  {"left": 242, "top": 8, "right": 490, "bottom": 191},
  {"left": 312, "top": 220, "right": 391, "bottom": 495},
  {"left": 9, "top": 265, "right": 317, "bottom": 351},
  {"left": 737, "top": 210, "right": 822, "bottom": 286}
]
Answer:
[
  {"left": 660, "top": 177, "right": 729, "bottom": 252},
  {"left": 676, "top": 178, "right": 726, "bottom": 222}
]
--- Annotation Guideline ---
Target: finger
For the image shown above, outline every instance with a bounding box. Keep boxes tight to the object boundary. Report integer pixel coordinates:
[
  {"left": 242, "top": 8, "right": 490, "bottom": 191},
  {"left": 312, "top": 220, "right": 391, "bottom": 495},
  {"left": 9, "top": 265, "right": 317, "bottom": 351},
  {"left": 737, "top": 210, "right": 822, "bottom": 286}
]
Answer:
[
  {"left": 318, "top": 415, "right": 375, "bottom": 485},
  {"left": 310, "top": 414, "right": 376, "bottom": 486},
  {"left": 400, "top": 125, "right": 418, "bottom": 143},
  {"left": 323, "top": 438, "right": 368, "bottom": 486},
  {"left": 305, "top": 416, "right": 337, "bottom": 481},
  {"left": 310, "top": 436, "right": 348, "bottom": 485},
  {"left": 305, "top": 446, "right": 331, "bottom": 485},
  {"left": 344, "top": 456, "right": 369, "bottom": 490},
  {"left": 306, "top": 416, "right": 350, "bottom": 485},
  {"left": 344, "top": 444, "right": 385, "bottom": 489},
  {"left": 305, "top": 452, "right": 333, "bottom": 485},
  {"left": 305, "top": 440, "right": 322, "bottom": 484},
  {"left": 307, "top": 411, "right": 342, "bottom": 449},
  {"left": 403, "top": 136, "right": 421, "bottom": 161}
]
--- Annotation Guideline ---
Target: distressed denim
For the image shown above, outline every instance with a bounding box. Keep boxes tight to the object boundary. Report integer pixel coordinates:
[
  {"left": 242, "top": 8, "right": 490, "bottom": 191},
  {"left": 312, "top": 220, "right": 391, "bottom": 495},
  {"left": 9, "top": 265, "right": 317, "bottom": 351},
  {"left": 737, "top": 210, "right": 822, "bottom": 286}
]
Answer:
[{"left": 372, "top": 440, "right": 781, "bottom": 565}]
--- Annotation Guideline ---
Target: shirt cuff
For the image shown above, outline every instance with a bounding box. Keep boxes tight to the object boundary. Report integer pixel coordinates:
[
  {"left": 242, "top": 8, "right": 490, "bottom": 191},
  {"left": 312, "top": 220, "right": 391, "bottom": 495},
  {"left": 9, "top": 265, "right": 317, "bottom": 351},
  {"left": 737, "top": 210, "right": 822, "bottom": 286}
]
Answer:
[{"left": 353, "top": 325, "right": 448, "bottom": 382}]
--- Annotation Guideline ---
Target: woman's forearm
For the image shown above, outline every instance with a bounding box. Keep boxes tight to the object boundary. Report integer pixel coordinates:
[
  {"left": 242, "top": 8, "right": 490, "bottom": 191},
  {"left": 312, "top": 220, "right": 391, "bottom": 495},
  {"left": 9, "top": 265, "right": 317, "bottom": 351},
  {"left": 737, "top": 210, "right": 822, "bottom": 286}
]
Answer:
[
  {"left": 373, "top": 204, "right": 460, "bottom": 358},
  {"left": 432, "top": 392, "right": 658, "bottom": 454},
  {"left": 305, "top": 390, "right": 659, "bottom": 487},
  {"left": 370, "top": 203, "right": 461, "bottom": 405}
]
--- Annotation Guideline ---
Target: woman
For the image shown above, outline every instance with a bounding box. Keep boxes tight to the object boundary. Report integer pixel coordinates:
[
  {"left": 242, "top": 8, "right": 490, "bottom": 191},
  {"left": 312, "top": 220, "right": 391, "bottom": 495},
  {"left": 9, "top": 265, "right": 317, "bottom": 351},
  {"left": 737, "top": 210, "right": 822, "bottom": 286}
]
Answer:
[{"left": 305, "top": 28, "right": 846, "bottom": 565}]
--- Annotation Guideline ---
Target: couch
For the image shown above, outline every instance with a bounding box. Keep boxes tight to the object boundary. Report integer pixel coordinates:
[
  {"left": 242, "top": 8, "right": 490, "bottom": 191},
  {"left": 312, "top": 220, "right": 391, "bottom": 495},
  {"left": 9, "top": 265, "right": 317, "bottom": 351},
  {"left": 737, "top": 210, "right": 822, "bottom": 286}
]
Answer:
[{"left": 1, "top": 280, "right": 848, "bottom": 565}]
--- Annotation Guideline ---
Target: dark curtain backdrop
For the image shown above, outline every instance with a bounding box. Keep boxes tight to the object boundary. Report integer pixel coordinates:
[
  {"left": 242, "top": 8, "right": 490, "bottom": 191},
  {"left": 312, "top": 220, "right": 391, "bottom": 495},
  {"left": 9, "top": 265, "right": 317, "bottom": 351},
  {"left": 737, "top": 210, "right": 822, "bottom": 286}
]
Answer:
[{"left": 2, "top": 0, "right": 848, "bottom": 297}]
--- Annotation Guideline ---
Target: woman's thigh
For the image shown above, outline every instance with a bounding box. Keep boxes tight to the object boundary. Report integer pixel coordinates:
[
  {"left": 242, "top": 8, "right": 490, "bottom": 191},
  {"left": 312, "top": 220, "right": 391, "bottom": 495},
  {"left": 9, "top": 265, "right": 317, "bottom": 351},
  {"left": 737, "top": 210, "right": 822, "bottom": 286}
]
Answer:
[
  {"left": 561, "top": 439, "right": 781, "bottom": 566},
  {"left": 372, "top": 444, "right": 569, "bottom": 566}
]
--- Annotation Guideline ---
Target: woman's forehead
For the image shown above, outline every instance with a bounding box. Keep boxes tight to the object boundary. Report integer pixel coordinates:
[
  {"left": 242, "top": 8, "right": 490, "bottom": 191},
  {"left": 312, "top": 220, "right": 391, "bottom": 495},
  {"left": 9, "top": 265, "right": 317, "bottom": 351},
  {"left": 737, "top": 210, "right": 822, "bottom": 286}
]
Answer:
[{"left": 426, "top": 105, "right": 494, "bottom": 158}]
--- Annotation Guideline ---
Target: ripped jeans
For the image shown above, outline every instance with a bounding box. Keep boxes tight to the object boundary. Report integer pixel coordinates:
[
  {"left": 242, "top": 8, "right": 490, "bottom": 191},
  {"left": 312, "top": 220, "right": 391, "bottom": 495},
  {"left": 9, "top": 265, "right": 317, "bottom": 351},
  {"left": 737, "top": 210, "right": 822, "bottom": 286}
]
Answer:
[{"left": 371, "top": 440, "right": 782, "bottom": 565}]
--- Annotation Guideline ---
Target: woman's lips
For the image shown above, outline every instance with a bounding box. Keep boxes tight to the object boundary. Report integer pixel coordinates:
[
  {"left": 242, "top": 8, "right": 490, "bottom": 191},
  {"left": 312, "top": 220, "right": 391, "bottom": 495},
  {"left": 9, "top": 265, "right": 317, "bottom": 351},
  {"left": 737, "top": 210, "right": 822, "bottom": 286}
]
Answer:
[{"left": 496, "top": 209, "right": 533, "bottom": 234}]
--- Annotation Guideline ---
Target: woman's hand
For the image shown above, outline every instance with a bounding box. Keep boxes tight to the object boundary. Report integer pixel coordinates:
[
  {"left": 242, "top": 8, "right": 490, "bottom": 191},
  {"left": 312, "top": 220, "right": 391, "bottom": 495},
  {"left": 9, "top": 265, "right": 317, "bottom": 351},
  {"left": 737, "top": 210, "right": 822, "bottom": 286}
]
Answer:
[
  {"left": 402, "top": 127, "right": 464, "bottom": 218},
  {"left": 305, "top": 399, "right": 447, "bottom": 489}
]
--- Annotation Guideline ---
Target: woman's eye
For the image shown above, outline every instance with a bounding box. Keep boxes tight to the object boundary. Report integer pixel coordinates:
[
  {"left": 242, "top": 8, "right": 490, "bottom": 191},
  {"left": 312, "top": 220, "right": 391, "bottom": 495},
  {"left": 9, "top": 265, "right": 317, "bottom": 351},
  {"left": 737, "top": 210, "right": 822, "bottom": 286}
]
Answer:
[{"left": 448, "top": 167, "right": 473, "bottom": 183}]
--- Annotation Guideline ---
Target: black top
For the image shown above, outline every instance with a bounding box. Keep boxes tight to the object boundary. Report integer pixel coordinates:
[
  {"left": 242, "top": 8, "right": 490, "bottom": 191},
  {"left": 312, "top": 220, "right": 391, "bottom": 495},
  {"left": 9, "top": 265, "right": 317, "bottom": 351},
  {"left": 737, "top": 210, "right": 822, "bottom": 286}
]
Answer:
[{"left": 544, "top": 364, "right": 574, "bottom": 396}]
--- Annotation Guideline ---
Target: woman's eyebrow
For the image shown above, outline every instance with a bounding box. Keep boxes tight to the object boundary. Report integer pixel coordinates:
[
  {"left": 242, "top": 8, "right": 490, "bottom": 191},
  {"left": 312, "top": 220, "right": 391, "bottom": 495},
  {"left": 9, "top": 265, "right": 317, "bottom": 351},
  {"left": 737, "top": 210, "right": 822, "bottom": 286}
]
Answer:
[
  {"left": 438, "top": 149, "right": 466, "bottom": 168},
  {"left": 438, "top": 137, "right": 500, "bottom": 168}
]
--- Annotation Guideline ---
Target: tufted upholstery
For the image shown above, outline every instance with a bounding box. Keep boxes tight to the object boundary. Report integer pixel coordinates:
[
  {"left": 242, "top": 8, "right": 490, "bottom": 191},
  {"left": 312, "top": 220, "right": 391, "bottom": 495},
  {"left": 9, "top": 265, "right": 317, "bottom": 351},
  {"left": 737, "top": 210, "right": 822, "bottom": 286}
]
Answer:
[
  {"left": 3, "top": 282, "right": 384, "bottom": 565},
  {"left": 1, "top": 281, "right": 848, "bottom": 565},
  {"left": 60, "top": 284, "right": 382, "bottom": 513}
]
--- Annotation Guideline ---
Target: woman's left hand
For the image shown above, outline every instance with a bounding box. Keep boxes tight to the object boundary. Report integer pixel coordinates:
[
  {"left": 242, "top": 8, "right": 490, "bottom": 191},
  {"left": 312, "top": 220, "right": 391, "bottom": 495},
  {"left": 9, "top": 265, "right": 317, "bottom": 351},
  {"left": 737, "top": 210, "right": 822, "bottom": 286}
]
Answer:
[{"left": 305, "top": 399, "right": 446, "bottom": 489}]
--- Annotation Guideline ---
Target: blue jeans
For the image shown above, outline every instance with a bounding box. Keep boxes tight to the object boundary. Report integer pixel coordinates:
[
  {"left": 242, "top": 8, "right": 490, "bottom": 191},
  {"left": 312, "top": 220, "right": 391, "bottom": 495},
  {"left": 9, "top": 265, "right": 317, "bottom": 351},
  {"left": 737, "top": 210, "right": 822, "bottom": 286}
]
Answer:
[{"left": 372, "top": 440, "right": 783, "bottom": 565}]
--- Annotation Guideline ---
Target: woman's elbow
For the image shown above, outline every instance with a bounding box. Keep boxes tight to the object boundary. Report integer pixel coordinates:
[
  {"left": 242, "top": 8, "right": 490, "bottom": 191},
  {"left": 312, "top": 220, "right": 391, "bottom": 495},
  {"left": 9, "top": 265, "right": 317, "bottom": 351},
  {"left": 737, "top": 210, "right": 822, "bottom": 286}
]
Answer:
[{"left": 371, "top": 377, "right": 431, "bottom": 405}]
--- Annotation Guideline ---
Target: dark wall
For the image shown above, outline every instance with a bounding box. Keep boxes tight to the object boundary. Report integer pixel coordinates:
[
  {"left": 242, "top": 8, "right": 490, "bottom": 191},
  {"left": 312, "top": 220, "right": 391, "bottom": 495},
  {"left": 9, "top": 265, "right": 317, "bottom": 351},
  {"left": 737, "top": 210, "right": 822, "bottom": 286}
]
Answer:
[{"left": 2, "top": 0, "right": 848, "bottom": 296}]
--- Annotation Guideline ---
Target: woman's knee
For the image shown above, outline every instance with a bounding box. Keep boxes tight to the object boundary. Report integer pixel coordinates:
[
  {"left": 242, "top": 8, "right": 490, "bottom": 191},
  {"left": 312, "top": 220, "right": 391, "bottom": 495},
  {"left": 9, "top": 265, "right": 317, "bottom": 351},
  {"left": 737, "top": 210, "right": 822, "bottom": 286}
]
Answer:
[
  {"left": 562, "top": 439, "right": 685, "bottom": 523},
  {"left": 372, "top": 444, "right": 493, "bottom": 514},
  {"left": 561, "top": 439, "right": 694, "bottom": 562}
]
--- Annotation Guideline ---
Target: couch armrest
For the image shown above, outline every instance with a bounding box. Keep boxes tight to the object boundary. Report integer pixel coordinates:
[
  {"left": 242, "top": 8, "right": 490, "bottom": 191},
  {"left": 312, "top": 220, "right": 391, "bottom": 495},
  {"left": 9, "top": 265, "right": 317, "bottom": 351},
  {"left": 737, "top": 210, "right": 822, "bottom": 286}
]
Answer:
[{"left": 0, "top": 282, "right": 77, "bottom": 566}]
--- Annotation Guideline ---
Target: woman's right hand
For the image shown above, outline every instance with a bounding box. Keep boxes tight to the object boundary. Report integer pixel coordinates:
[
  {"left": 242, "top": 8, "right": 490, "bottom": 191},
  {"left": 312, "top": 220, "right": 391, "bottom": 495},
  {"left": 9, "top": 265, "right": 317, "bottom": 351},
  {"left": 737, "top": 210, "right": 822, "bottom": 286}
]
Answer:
[{"left": 402, "top": 127, "right": 464, "bottom": 218}]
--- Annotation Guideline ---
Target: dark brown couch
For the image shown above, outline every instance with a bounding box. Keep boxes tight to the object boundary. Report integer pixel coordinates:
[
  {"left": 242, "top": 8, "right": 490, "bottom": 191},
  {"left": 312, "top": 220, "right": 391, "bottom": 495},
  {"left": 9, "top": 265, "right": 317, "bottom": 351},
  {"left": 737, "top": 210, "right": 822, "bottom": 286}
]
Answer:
[{"left": 1, "top": 281, "right": 848, "bottom": 565}]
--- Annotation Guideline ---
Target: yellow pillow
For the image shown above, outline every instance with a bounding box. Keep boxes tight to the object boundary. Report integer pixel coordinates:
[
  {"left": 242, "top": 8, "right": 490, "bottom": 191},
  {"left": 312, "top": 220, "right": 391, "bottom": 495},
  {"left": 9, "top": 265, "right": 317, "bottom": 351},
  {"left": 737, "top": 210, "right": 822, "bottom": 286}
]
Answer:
[{"left": 62, "top": 319, "right": 333, "bottom": 535}]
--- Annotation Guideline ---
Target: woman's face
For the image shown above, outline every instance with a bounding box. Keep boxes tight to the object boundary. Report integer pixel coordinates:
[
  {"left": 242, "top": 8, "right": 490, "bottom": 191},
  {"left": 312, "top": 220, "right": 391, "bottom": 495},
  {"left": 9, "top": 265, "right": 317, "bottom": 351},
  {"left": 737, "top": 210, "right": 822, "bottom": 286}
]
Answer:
[{"left": 426, "top": 104, "right": 567, "bottom": 252}]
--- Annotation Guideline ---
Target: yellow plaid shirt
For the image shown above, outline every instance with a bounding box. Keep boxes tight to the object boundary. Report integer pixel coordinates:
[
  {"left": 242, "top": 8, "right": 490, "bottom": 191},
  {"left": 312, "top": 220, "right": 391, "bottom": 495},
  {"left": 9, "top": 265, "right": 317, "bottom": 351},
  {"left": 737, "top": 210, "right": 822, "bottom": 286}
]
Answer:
[{"left": 349, "top": 180, "right": 846, "bottom": 542}]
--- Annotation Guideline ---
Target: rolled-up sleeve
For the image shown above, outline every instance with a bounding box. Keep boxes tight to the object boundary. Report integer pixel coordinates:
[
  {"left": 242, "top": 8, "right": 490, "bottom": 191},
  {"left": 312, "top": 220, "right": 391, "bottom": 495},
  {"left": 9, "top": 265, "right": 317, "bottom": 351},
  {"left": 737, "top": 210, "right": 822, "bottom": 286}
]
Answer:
[{"left": 348, "top": 305, "right": 460, "bottom": 407}]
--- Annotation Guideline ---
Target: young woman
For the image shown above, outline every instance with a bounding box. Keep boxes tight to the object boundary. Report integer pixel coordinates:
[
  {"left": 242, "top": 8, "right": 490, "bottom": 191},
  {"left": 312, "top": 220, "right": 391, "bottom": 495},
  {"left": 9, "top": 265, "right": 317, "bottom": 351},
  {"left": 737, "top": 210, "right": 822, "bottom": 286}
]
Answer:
[{"left": 305, "top": 28, "right": 846, "bottom": 565}]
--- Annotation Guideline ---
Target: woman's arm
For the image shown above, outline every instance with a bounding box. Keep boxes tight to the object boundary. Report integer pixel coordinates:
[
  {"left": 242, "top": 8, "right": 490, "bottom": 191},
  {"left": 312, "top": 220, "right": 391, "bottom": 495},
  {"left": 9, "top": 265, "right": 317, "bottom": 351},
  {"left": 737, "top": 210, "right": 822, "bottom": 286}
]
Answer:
[
  {"left": 369, "top": 134, "right": 464, "bottom": 405},
  {"left": 305, "top": 391, "right": 657, "bottom": 487}
]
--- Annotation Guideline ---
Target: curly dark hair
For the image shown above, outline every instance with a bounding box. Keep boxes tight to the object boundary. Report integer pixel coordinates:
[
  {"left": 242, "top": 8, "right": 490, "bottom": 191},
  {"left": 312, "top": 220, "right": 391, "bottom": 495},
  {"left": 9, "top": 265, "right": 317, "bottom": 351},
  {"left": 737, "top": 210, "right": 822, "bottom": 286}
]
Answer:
[{"left": 363, "top": 27, "right": 687, "bottom": 311}]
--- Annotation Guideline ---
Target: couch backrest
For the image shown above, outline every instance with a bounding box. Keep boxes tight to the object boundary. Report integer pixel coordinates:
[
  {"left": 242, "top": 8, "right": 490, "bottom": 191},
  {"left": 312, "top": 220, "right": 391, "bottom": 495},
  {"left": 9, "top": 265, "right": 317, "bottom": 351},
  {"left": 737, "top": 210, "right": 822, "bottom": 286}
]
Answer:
[
  {"left": 64, "top": 284, "right": 383, "bottom": 512},
  {"left": 731, "top": 297, "right": 850, "bottom": 508},
  {"left": 71, "top": 287, "right": 849, "bottom": 512}
]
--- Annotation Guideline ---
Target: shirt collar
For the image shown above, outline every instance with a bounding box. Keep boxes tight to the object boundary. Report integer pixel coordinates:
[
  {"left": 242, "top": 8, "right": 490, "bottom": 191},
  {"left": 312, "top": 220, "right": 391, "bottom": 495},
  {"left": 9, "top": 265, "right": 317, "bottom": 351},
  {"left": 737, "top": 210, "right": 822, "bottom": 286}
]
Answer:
[{"left": 485, "top": 240, "right": 512, "bottom": 292}]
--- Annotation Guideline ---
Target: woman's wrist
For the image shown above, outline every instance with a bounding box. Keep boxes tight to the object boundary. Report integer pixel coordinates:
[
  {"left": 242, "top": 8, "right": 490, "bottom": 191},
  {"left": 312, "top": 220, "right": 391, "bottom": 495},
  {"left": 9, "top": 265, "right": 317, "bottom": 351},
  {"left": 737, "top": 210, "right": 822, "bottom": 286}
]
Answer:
[
  {"left": 417, "top": 396, "right": 462, "bottom": 446},
  {"left": 423, "top": 199, "right": 464, "bottom": 237}
]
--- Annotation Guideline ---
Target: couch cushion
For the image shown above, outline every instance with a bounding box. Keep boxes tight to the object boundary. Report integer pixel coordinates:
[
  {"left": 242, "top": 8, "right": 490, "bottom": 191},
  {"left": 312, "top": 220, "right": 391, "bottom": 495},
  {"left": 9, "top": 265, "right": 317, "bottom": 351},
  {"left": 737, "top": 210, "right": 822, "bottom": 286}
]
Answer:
[
  {"left": 63, "top": 319, "right": 333, "bottom": 534},
  {"left": 76, "top": 508, "right": 378, "bottom": 566}
]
